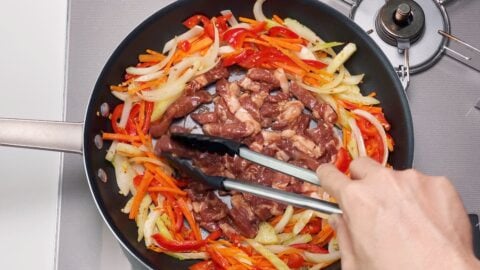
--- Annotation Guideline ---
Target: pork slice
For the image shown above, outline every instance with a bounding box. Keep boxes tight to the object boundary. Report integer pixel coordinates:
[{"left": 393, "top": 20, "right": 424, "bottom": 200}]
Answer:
[
  {"left": 191, "top": 111, "right": 218, "bottom": 125},
  {"left": 150, "top": 90, "right": 212, "bottom": 137},
  {"left": 246, "top": 68, "right": 280, "bottom": 87},
  {"left": 229, "top": 194, "right": 259, "bottom": 238},
  {"left": 290, "top": 83, "right": 337, "bottom": 124},
  {"left": 238, "top": 77, "right": 277, "bottom": 93},
  {"left": 154, "top": 135, "right": 196, "bottom": 158},
  {"left": 203, "top": 122, "right": 251, "bottom": 139},
  {"left": 271, "top": 100, "right": 304, "bottom": 130},
  {"left": 242, "top": 193, "right": 286, "bottom": 221},
  {"left": 185, "top": 64, "right": 229, "bottom": 94},
  {"left": 239, "top": 94, "right": 261, "bottom": 122},
  {"left": 187, "top": 189, "right": 229, "bottom": 232}
]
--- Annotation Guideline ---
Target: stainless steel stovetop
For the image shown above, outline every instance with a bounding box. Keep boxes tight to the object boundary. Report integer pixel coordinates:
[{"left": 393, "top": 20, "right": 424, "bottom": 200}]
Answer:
[{"left": 56, "top": 0, "right": 480, "bottom": 269}]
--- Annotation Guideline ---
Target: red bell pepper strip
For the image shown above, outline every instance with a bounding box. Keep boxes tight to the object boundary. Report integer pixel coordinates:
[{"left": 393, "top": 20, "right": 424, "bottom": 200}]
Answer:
[
  {"left": 280, "top": 253, "right": 305, "bottom": 268},
  {"left": 111, "top": 104, "right": 126, "bottom": 134},
  {"left": 206, "top": 246, "right": 231, "bottom": 269},
  {"left": 290, "top": 243, "right": 329, "bottom": 254},
  {"left": 142, "top": 101, "right": 154, "bottom": 133},
  {"left": 303, "top": 59, "right": 327, "bottom": 69},
  {"left": 365, "top": 134, "right": 383, "bottom": 163},
  {"left": 189, "top": 261, "right": 216, "bottom": 270},
  {"left": 152, "top": 233, "right": 205, "bottom": 252},
  {"left": 356, "top": 117, "right": 378, "bottom": 137},
  {"left": 205, "top": 230, "right": 222, "bottom": 241},
  {"left": 300, "top": 218, "right": 322, "bottom": 234},
  {"left": 125, "top": 104, "right": 140, "bottom": 135},
  {"left": 178, "top": 40, "right": 191, "bottom": 52},
  {"left": 172, "top": 202, "right": 184, "bottom": 232},
  {"left": 268, "top": 26, "right": 299, "bottom": 38},
  {"left": 183, "top": 14, "right": 211, "bottom": 29},
  {"left": 334, "top": 147, "right": 352, "bottom": 173}
]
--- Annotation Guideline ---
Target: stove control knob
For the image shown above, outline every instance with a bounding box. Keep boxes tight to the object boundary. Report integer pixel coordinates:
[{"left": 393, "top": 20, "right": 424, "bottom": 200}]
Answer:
[{"left": 394, "top": 3, "right": 411, "bottom": 25}]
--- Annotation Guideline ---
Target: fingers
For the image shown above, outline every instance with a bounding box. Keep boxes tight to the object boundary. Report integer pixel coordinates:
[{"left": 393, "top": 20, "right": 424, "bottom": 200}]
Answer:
[
  {"left": 316, "top": 163, "right": 350, "bottom": 201},
  {"left": 349, "top": 157, "right": 383, "bottom": 180},
  {"left": 329, "top": 214, "right": 355, "bottom": 268}
]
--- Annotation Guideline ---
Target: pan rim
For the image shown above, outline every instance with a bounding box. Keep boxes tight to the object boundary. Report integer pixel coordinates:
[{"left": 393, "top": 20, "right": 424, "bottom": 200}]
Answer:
[{"left": 82, "top": 0, "right": 414, "bottom": 268}]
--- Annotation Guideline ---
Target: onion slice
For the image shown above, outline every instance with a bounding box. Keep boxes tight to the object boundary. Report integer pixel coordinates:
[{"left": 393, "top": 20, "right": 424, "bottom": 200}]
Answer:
[
  {"left": 253, "top": 0, "right": 267, "bottom": 21},
  {"left": 274, "top": 205, "right": 293, "bottom": 233},
  {"left": 196, "top": 23, "right": 219, "bottom": 75},
  {"left": 348, "top": 117, "right": 367, "bottom": 157},
  {"left": 352, "top": 109, "right": 389, "bottom": 166},
  {"left": 220, "top": 10, "right": 238, "bottom": 26},
  {"left": 162, "top": 25, "right": 203, "bottom": 53},
  {"left": 274, "top": 68, "right": 289, "bottom": 93},
  {"left": 126, "top": 39, "right": 178, "bottom": 75},
  {"left": 118, "top": 95, "right": 133, "bottom": 128}
]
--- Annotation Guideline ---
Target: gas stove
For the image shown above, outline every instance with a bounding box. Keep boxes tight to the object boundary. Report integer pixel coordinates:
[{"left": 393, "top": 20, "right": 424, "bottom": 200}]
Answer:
[{"left": 56, "top": 0, "right": 480, "bottom": 269}]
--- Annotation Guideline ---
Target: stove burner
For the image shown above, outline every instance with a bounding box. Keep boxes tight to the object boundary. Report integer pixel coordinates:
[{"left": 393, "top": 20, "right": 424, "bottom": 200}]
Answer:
[
  {"left": 351, "top": 0, "right": 449, "bottom": 76},
  {"left": 375, "top": 0, "right": 425, "bottom": 49}
]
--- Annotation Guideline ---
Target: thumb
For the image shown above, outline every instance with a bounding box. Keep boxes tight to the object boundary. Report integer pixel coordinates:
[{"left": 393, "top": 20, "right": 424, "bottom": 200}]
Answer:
[{"left": 329, "top": 214, "right": 355, "bottom": 269}]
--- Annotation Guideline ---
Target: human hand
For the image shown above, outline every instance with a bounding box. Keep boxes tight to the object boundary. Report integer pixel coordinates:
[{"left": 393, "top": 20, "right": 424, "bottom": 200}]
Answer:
[{"left": 317, "top": 157, "right": 480, "bottom": 270}]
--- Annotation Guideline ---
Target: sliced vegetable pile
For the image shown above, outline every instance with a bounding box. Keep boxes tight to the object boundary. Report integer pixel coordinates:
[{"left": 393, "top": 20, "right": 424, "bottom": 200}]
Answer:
[{"left": 102, "top": 0, "right": 394, "bottom": 269}]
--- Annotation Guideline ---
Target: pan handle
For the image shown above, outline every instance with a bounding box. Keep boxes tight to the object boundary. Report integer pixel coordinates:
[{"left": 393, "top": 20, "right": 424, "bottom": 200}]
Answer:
[{"left": 0, "top": 118, "right": 83, "bottom": 154}]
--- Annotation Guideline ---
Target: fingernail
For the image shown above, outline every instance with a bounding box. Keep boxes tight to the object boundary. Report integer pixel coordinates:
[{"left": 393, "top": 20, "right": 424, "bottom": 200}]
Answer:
[{"left": 328, "top": 214, "right": 338, "bottom": 229}]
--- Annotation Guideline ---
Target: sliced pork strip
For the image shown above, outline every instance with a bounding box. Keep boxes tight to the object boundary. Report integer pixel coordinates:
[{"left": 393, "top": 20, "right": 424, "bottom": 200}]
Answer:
[
  {"left": 271, "top": 100, "right": 304, "bottom": 130},
  {"left": 246, "top": 68, "right": 280, "bottom": 87},
  {"left": 191, "top": 111, "right": 218, "bottom": 125},
  {"left": 185, "top": 64, "right": 229, "bottom": 94},
  {"left": 150, "top": 90, "right": 212, "bottom": 137},
  {"left": 229, "top": 194, "right": 259, "bottom": 238},
  {"left": 290, "top": 83, "right": 337, "bottom": 124},
  {"left": 238, "top": 77, "right": 277, "bottom": 93},
  {"left": 203, "top": 122, "right": 251, "bottom": 139}
]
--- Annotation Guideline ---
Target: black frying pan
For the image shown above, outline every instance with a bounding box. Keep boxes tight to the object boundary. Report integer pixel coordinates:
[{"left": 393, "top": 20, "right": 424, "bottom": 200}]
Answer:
[{"left": 0, "top": 0, "right": 414, "bottom": 269}]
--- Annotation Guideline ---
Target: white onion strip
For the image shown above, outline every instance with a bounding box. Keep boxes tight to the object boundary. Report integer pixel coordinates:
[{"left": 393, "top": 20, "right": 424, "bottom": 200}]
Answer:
[
  {"left": 348, "top": 117, "right": 366, "bottom": 157},
  {"left": 353, "top": 109, "right": 389, "bottom": 166},
  {"left": 162, "top": 25, "right": 203, "bottom": 53},
  {"left": 134, "top": 70, "right": 164, "bottom": 82},
  {"left": 126, "top": 39, "right": 178, "bottom": 76},
  {"left": 343, "top": 74, "right": 364, "bottom": 85},
  {"left": 118, "top": 95, "right": 133, "bottom": 128},
  {"left": 274, "top": 205, "right": 293, "bottom": 233},
  {"left": 220, "top": 10, "right": 238, "bottom": 26},
  {"left": 168, "top": 56, "right": 201, "bottom": 83},
  {"left": 111, "top": 91, "right": 141, "bottom": 102},
  {"left": 253, "top": 0, "right": 267, "bottom": 21},
  {"left": 196, "top": 23, "right": 219, "bottom": 75},
  {"left": 273, "top": 68, "right": 289, "bottom": 93}
]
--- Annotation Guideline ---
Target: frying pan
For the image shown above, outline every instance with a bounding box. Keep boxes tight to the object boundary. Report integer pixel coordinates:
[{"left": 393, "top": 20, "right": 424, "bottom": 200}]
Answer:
[{"left": 0, "top": 0, "right": 414, "bottom": 268}]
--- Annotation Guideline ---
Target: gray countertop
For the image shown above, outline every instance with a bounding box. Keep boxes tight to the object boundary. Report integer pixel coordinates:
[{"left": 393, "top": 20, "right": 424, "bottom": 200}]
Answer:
[{"left": 57, "top": 0, "right": 480, "bottom": 269}]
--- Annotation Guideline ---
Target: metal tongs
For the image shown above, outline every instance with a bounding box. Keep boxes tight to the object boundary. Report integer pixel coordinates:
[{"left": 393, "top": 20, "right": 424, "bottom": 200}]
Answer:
[{"left": 161, "top": 133, "right": 342, "bottom": 215}]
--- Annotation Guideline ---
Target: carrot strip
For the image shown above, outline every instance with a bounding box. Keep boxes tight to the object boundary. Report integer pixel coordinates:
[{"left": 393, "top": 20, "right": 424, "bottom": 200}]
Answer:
[
  {"left": 311, "top": 225, "right": 334, "bottom": 246},
  {"left": 145, "top": 163, "right": 181, "bottom": 190},
  {"left": 110, "top": 85, "right": 127, "bottom": 92},
  {"left": 138, "top": 54, "right": 164, "bottom": 63},
  {"left": 177, "top": 198, "right": 202, "bottom": 241},
  {"left": 102, "top": 133, "right": 141, "bottom": 142},
  {"left": 138, "top": 101, "right": 146, "bottom": 129},
  {"left": 261, "top": 35, "right": 302, "bottom": 52},
  {"left": 272, "top": 14, "right": 284, "bottom": 24},
  {"left": 164, "top": 198, "right": 176, "bottom": 232},
  {"left": 239, "top": 17, "right": 259, "bottom": 24},
  {"left": 147, "top": 186, "right": 187, "bottom": 196},
  {"left": 272, "top": 61, "right": 306, "bottom": 76},
  {"left": 128, "top": 77, "right": 166, "bottom": 95},
  {"left": 243, "top": 38, "right": 272, "bottom": 48},
  {"left": 189, "top": 37, "right": 213, "bottom": 54},
  {"left": 146, "top": 49, "right": 163, "bottom": 56},
  {"left": 129, "top": 171, "right": 154, "bottom": 219}
]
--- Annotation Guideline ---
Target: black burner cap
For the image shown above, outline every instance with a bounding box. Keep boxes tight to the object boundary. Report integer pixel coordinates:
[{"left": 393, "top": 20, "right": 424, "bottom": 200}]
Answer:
[{"left": 375, "top": 0, "right": 425, "bottom": 47}]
